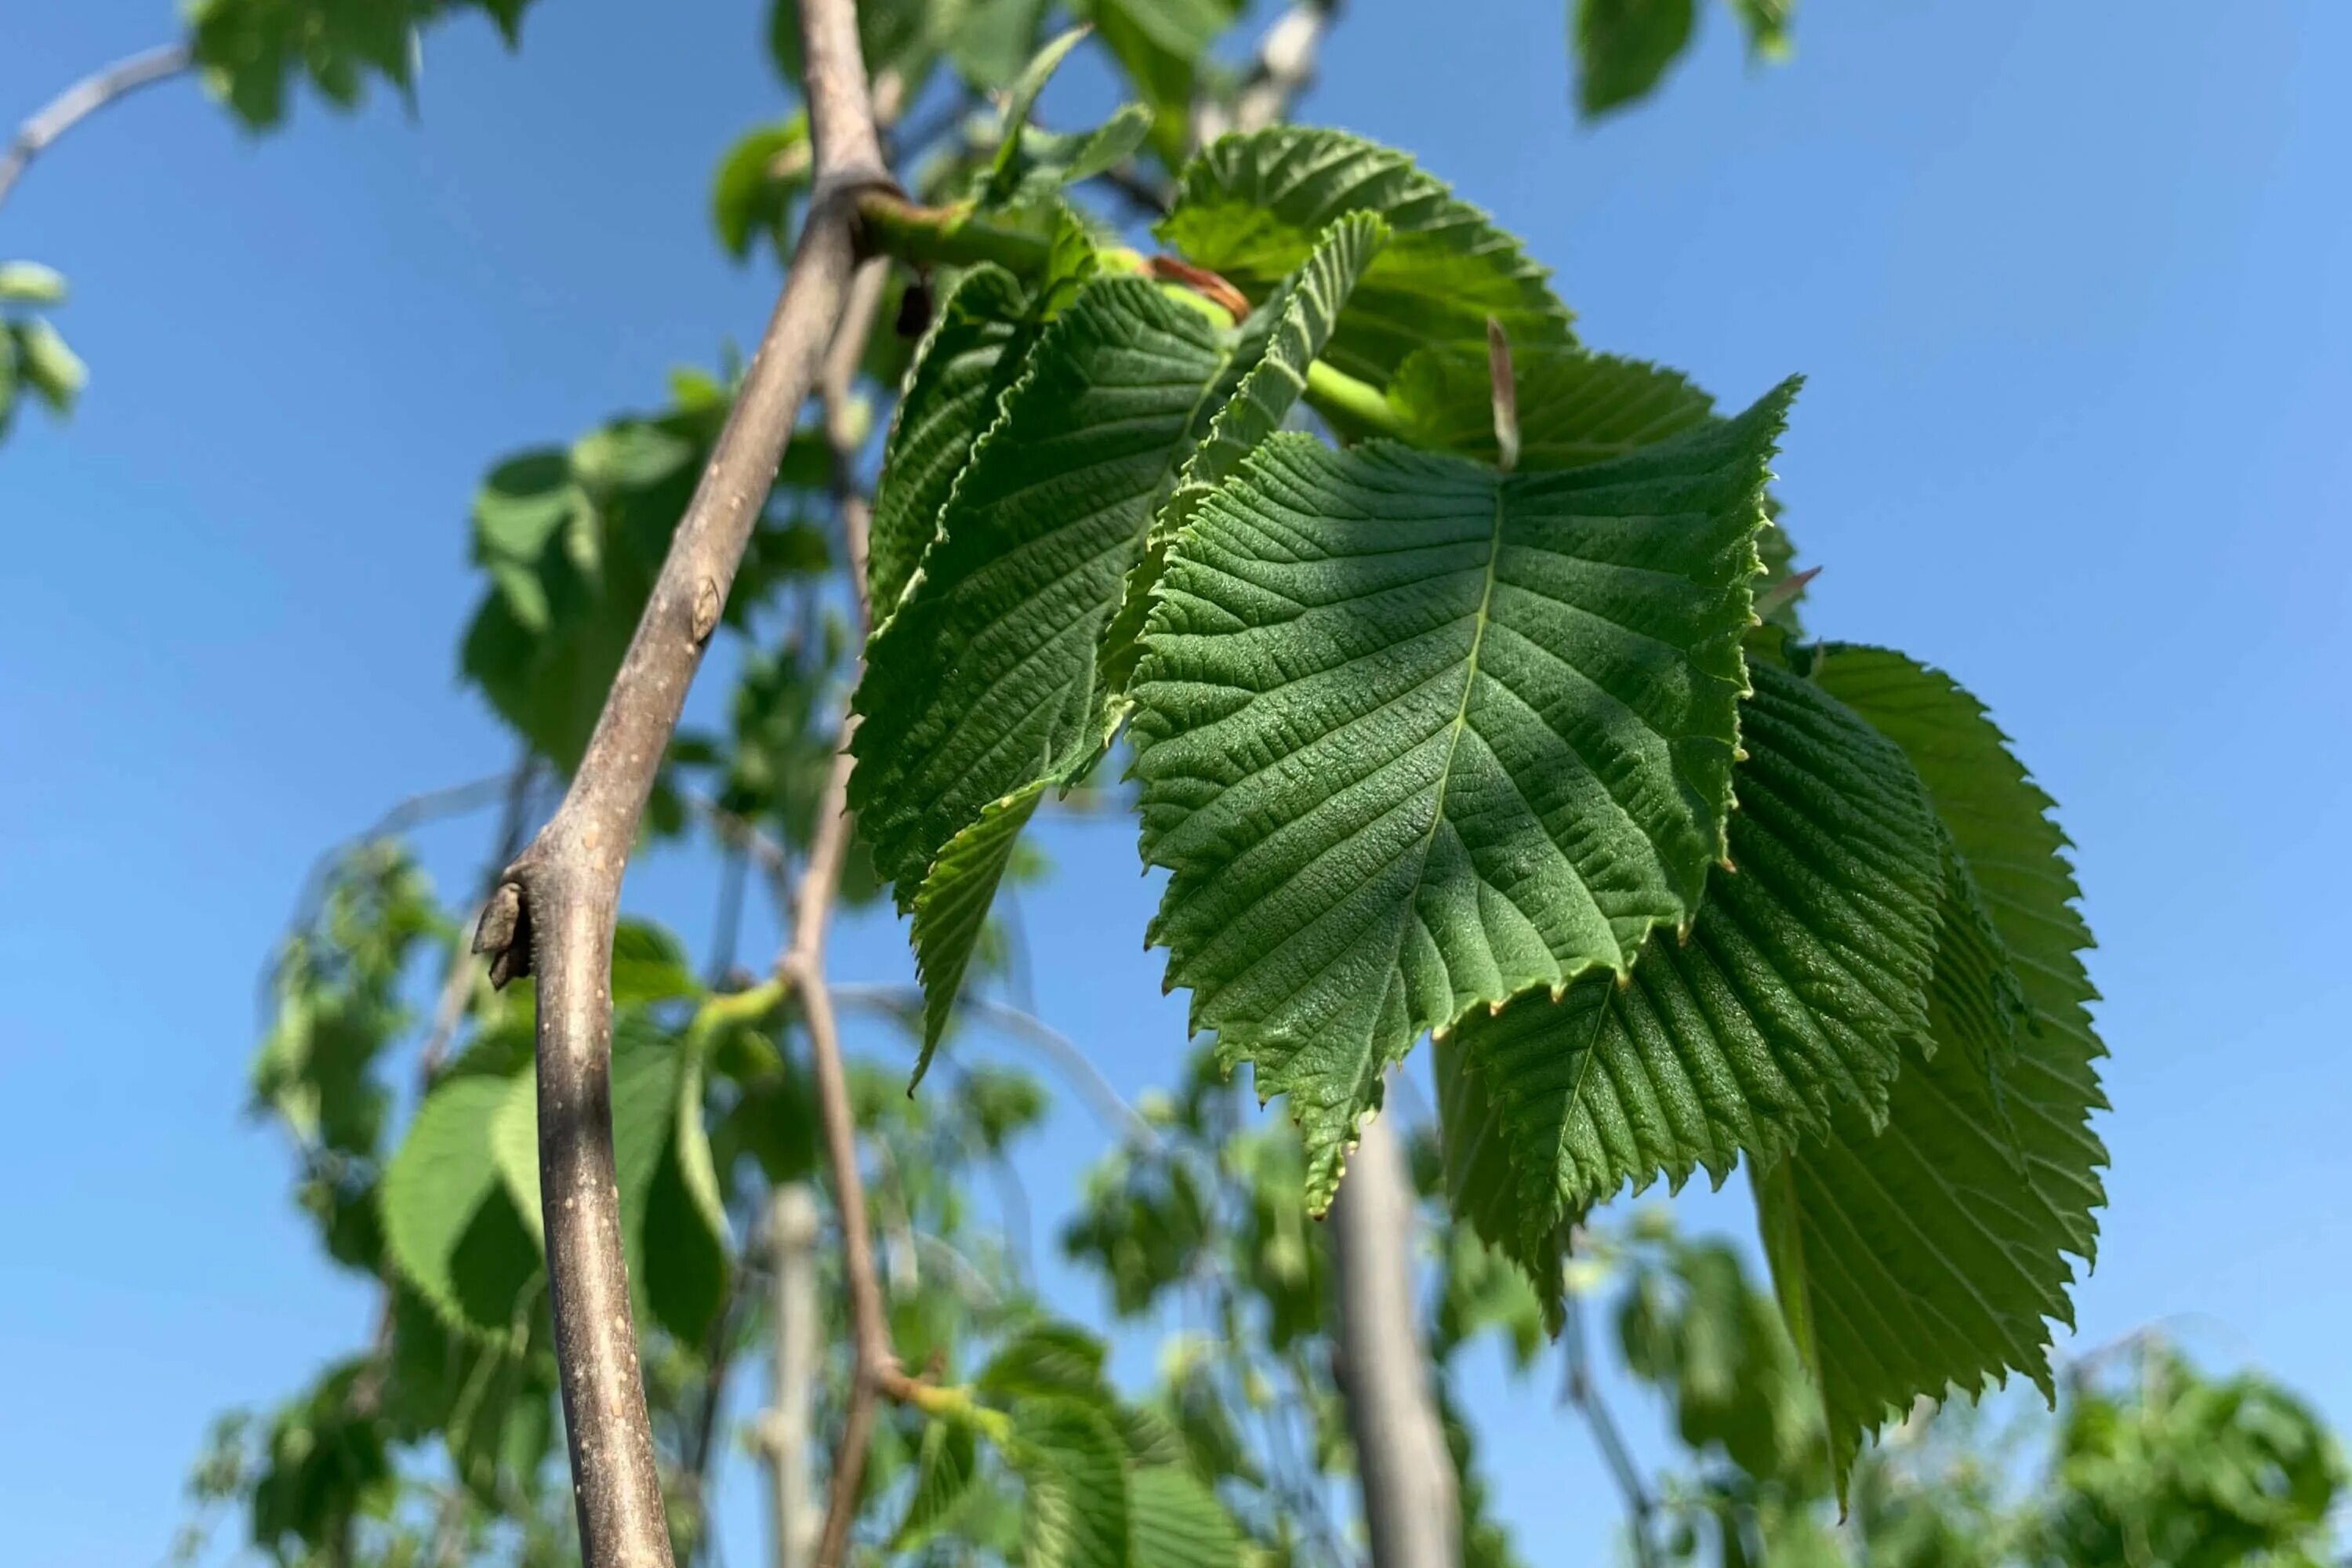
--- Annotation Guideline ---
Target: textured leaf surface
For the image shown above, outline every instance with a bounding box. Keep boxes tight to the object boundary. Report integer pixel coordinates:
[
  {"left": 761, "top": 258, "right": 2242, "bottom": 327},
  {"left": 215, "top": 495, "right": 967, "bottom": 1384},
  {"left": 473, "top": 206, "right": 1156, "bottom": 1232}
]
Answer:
[
  {"left": 909, "top": 781, "right": 1048, "bottom": 1083},
  {"left": 1129, "top": 1465, "right": 1243, "bottom": 1568},
  {"left": 1439, "top": 662, "right": 1944, "bottom": 1283},
  {"left": 1388, "top": 346, "right": 1714, "bottom": 470},
  {"left": 1758, "top": 644, "right": 2108, "bottom": 1492},
  {"left": 1011, "top": 1398, "right": 1131, "bottom": 1568},
  {"left": 1159, "top": 127, "right": 1574, "bottom": 383},
  {"left": 1132, "top": 386, "right": 1793, "bottom": 1207},
  {"left": 851, "top": 277, "right": 1240, "bottom": 910},
  {"left": 1101, "top": 211, "right": 1389, "bottom": 694},
  {"left": 892, "top": 1420, "right": 980, "bottom": 1549},
  {"left": 866, "top": 265, "right": 1036, "bottom": 619}
]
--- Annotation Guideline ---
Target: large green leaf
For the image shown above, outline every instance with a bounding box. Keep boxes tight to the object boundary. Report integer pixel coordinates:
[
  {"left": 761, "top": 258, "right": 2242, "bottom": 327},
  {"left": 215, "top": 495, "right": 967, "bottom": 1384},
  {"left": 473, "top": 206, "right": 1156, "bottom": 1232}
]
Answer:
[
  {"left": 1158, "top": 127, "right": 1575, "bottom": 383},
  {"left": 1102, "top": 210, "right": 1390, "bottom": 699},
  {"left": 1755, "top": 644, "right": 2108, "bottom": 1494},
  {"left": 867, "top": 266, "right": 1036, "bottom": 622},
  {"left": 850, "top": 274, "right": 1237, "bottom": 908},
  {"left": 1129, "top": 1465, "right": 1243, "bottom": 1568},
  {"left": 1011, "top": 1398, "right": 1132, "bottom": 1568},
  {"left": 1131, "top": 385, "right": 1793, "bottom": 1208},
  {"left": 1437, "top": 662, "right": 1944, "bottom": 1290},
  {"left": 188, "top": 0, "right": 533, "bottom": 130}
]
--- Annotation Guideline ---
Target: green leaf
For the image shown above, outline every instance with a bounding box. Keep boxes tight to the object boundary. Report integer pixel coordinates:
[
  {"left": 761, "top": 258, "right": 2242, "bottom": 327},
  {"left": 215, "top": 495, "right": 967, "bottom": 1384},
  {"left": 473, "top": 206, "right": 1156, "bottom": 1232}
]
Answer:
[
  {"left": 382, "top": 1075, "right": 543, "bottom": 1338},
  {"left": 482, "top": 1019, "right": 731, "bottom": 1344},
  {"left": 980, "top": 1323, "right": 1112, "bottom": 1406},
  {"left": 711, "top": 117, "right": 811, "bottom": 260},
  {"left": 0, "top": 262, "right": 67, "bottom": 304},
  {"left": 985, "top": 26, "right": 1093, "bottom": 206},
  {"left": 1755, "top": 643, "right": 2108, "bottom": 1495},
  {"left": 893, "top": 1419, "right": 981, "bottom": 1549},
  {"left": 849, "top": 274, "right": 1240, "bottom": 906},
  {"left": 1131, "top": 384, "right": 1795, "bottom": 1209},
  {"left": 610, "top": 919, "right": 702, "bottom": 1004},
  {"left": 910, "top": 779, "right": 1047, "bottom": 1085},
  {"left": 14, "top": 319, "right": 85, "bottom": 413},
  {"left": 949, "top": 0, "right": 1052, "bottom": 87},
  {"left": 1574, "top": 0, "right": 1699, "bottom": 118},
  {"left": 1130, "top": 1465, "right": 1243, "bottom": 1568},
  {"left": 1103, "top": 211, "right": 1390, "bottom": 722},
  {"left": 1729, "top": 0, "right": 1796, "bottom": 61},
  {"left": 867, "top": 265, "right": 1037, "bottom": 618},
  {"left": 1160, "top": 127, "right": 1576, "bottom": 383},
  {"left": 1438, "top": 661, "right": 1944, "bottom": 1294},
  {"left": 1078, "top": 0, "right": 1244, "bottom": 163},
  {"left": 1011, "top": 1398, "right": 1132, "bottom": 1568},
  {"left": 1388, "top": 346, "right": 1715, "bottom": 470}
]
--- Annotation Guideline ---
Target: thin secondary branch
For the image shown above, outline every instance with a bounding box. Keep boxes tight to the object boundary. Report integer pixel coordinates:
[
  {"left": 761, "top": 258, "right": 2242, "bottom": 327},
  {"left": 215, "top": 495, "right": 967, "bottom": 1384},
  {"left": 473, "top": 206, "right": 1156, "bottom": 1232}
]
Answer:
[
  {"left": 467, "top": 2, "right": 890, "bottom": 1564},
  {"left": 832, "top": 984, "right": 1161, "bottom": 1152},
  {"left": 1, "top": 40, "right": 193, "bottom": 212},
  {"left": 1560, "top": 1292, "right": 1661, "bottom": 1568}
]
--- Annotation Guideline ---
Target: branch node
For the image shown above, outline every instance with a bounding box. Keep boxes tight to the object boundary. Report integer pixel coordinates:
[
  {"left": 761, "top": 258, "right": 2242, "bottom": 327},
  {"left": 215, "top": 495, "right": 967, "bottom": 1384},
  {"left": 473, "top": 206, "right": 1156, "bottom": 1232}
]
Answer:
[
  {"left": 691, "top": 577, "right": 724, "bottom": 644},
  {"left": 474, "top": 880, "right": 532, "bottom": 988}
]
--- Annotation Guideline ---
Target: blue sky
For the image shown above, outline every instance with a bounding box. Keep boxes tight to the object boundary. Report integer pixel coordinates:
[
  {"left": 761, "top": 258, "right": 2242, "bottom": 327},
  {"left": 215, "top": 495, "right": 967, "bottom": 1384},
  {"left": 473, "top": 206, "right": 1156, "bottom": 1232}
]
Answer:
[{"left": 4, "top": 1, "right": 2349, "bottom": 1563}]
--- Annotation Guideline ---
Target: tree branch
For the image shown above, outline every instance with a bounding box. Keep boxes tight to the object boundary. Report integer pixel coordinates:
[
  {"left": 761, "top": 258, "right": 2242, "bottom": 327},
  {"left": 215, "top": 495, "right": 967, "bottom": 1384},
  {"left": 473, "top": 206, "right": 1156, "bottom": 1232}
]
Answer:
[
  {"left": 761, "top": 1184, "right": 822, "bottom": 1568},
  {"left": 1329, "top": 1112, "right": 1460, "bottom": 1568},
  {"left": 467, "top": 3, "right": 891, "bottom": 1564},
  {"left": 1559, "top": 1291, "right": 1661, "bottom": 1568},
  {"left": 1, "top": 41, "right": 192, "bottom": 213}
]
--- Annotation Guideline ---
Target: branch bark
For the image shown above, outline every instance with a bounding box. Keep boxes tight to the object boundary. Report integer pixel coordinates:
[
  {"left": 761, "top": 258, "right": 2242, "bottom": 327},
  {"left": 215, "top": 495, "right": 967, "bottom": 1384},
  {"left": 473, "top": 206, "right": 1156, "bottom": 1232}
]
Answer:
[
  {"left": 763, "top": 1185, "right": 822, "bottom": 1568},
  {"left": 467, "top": 4, "right": 889, "bottom": 1564},
  {"left": 1329, "top": 1112, "right": 1460, "bottom": 1568},
  {"left": 1, "top": 41, "right": 192, "bottom": 212}
]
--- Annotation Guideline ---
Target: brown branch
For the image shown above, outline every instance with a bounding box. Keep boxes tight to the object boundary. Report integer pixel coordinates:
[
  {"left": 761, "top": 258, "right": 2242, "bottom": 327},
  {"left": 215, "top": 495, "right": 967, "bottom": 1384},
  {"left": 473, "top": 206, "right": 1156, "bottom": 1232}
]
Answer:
[
  {"left": 779, "top": 183, "right": 915, "bottom": 1566},
  {"left": 1, "top": 41, "right": 192, "bottom": 212},
  {"left": 466, "top": 3, "right": 891, "bottom": 1564}
]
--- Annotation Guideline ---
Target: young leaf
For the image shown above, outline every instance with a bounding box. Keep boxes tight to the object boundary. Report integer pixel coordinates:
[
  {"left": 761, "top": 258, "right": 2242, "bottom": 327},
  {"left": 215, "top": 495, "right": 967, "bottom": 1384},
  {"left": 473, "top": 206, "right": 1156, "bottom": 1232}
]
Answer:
[
  {"left": 710, "top": 116, "right": 811, "bottom": 260},
  {"left": 1080, "top": 0, "right": 1244, "bottom": 163},
  {"left": 1438, "top": 661, "right": 1944, "bottom": 1288},
  {"left": 0, "top": 262, "right": 68, "bottom": 304},
  {"left": 909, "top": 780, "right": 1047, "bottom": 1086},
  {"left": 983, "top": 25, "right": 1092, "bottom": 205},
  {"left": 1131, "top": 384, "right": 1795, "bottom": 1208},
  {"left": 1574, "top": 0, "right": 1698, "bottom": 118},
  {"left": 1755, "top": 643, "right": 2108, "bottom": 1495},
  {"left": 14, "top": 319, "right": 86, "bottom": 413},
  {"left": 1159, "top": 126, "right": 1575, "bottom": 383},
  {"left": 1388, "top": 346, "right": 1715, "bottom": 470}
]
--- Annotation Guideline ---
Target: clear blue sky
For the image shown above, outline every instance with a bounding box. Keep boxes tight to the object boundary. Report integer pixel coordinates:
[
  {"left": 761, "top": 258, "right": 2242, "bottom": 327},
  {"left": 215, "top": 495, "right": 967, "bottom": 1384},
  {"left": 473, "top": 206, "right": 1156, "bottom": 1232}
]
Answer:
[{"left": 5, "top": 2, "right": 2349, "bottom": 1564}]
